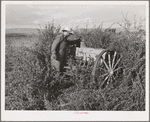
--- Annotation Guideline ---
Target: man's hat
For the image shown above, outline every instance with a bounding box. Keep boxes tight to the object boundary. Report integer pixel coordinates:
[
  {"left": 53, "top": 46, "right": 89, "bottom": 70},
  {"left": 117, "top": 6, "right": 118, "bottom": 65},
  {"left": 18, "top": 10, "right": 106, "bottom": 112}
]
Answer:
[{"left": 62, "top": 27, "right": 73, "bottom": 34}]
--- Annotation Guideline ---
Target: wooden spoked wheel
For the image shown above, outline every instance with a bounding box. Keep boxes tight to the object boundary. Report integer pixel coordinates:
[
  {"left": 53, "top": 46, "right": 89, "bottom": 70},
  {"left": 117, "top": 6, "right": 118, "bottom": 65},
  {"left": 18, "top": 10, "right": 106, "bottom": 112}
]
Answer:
[{"left": 92, "top": 49, "right": 123, "bottom": 89}]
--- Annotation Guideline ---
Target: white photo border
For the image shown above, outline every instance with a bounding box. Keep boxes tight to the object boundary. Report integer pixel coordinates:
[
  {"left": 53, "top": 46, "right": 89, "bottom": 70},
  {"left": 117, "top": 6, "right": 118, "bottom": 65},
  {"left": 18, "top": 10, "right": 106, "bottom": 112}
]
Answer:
[{"left": 1, "top": 1, "right": 149, "bottom": 121}]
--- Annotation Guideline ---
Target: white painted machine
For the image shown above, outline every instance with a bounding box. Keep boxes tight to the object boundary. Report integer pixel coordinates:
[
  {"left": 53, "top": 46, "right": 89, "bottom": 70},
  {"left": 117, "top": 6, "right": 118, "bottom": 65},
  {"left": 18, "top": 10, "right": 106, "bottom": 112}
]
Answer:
[{"left": 75, "top": 41, "right": 105, "bottom": 61}]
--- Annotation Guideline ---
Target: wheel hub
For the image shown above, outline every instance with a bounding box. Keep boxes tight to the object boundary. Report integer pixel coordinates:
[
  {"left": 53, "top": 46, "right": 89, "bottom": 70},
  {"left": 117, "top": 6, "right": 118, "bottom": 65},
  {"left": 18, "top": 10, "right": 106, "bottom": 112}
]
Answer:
[{"left": 109, "top": 69, "right": 114, "bottom": 76}]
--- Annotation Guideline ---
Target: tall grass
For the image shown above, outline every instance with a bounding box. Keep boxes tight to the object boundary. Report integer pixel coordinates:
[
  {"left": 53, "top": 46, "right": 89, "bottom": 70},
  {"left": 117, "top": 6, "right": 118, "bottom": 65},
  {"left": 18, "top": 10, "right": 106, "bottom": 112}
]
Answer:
[{"left": 5, "top": 17, "right": 145, "bottom": 110}]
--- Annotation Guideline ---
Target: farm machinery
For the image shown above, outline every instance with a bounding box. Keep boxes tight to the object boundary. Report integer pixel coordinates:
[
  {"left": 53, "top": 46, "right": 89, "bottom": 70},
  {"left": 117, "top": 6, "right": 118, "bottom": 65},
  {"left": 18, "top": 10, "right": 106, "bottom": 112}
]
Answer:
[{"left": 65, "top": 37, "right": 123, "bottom": 89}]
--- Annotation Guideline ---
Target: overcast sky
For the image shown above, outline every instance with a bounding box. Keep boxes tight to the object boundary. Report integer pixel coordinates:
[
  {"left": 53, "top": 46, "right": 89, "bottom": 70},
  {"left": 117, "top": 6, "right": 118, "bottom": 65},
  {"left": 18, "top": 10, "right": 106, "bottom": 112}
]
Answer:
[{"left": 6, "top": 4, "right": 146, "bottom": 29}]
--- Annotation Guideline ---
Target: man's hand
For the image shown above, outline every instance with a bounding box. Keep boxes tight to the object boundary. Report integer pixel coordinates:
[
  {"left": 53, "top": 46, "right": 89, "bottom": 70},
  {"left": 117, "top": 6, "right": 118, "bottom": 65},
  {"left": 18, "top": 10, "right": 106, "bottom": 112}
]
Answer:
[{"left": 51, "top": 54, "right": 57, "bottom": 60}]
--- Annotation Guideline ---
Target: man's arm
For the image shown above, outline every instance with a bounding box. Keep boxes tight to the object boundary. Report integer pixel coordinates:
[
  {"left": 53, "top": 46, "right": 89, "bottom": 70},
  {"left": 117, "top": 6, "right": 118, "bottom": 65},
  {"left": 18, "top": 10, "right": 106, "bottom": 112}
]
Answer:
[{"left": 51, "top": 35, "right": 62, "bottom": 55}]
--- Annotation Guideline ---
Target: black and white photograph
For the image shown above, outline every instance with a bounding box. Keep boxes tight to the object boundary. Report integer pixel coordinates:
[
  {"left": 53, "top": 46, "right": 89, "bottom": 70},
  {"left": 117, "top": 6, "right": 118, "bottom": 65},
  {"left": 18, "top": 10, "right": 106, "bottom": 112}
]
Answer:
[{"left": 1, "top": 1, "right": 149, "bottom": 121}]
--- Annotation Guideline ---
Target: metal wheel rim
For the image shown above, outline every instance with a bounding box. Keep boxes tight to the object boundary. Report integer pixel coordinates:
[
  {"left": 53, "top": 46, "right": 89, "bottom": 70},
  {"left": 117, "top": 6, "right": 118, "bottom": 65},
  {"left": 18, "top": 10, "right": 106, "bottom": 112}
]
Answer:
[{"left": 92, "top": 50, "right": 122, "bottom": 89}]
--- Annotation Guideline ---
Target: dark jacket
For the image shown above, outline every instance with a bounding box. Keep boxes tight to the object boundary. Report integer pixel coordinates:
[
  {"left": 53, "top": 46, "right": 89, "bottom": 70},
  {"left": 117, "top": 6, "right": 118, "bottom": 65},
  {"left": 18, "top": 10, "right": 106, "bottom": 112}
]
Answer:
[{"left": 51, "top": 33, "right": 68, "bottom": 59}]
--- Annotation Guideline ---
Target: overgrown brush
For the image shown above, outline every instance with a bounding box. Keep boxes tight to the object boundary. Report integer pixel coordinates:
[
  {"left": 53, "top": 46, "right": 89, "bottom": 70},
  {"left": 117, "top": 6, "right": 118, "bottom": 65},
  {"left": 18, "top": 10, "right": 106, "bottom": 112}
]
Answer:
[
  {"left": 5, "top": 16, "right": 145, "bottom": 110},
  {"left": 5, "top": 45, "right": 46, "bottom": 110}
]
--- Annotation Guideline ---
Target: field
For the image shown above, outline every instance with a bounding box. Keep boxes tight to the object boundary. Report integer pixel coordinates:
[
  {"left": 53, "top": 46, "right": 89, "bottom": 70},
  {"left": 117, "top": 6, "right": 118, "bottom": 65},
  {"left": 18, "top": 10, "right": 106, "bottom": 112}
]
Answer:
[{"left": 5, "top": 22, "right": 146, "bottom": 110}]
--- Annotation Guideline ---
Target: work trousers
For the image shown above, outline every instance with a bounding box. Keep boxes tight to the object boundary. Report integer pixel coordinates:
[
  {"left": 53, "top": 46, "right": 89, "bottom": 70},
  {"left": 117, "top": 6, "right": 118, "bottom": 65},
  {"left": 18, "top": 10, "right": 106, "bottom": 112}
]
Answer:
[{"left": 51, "top": 54, "right": 66, "bottom": 72}]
